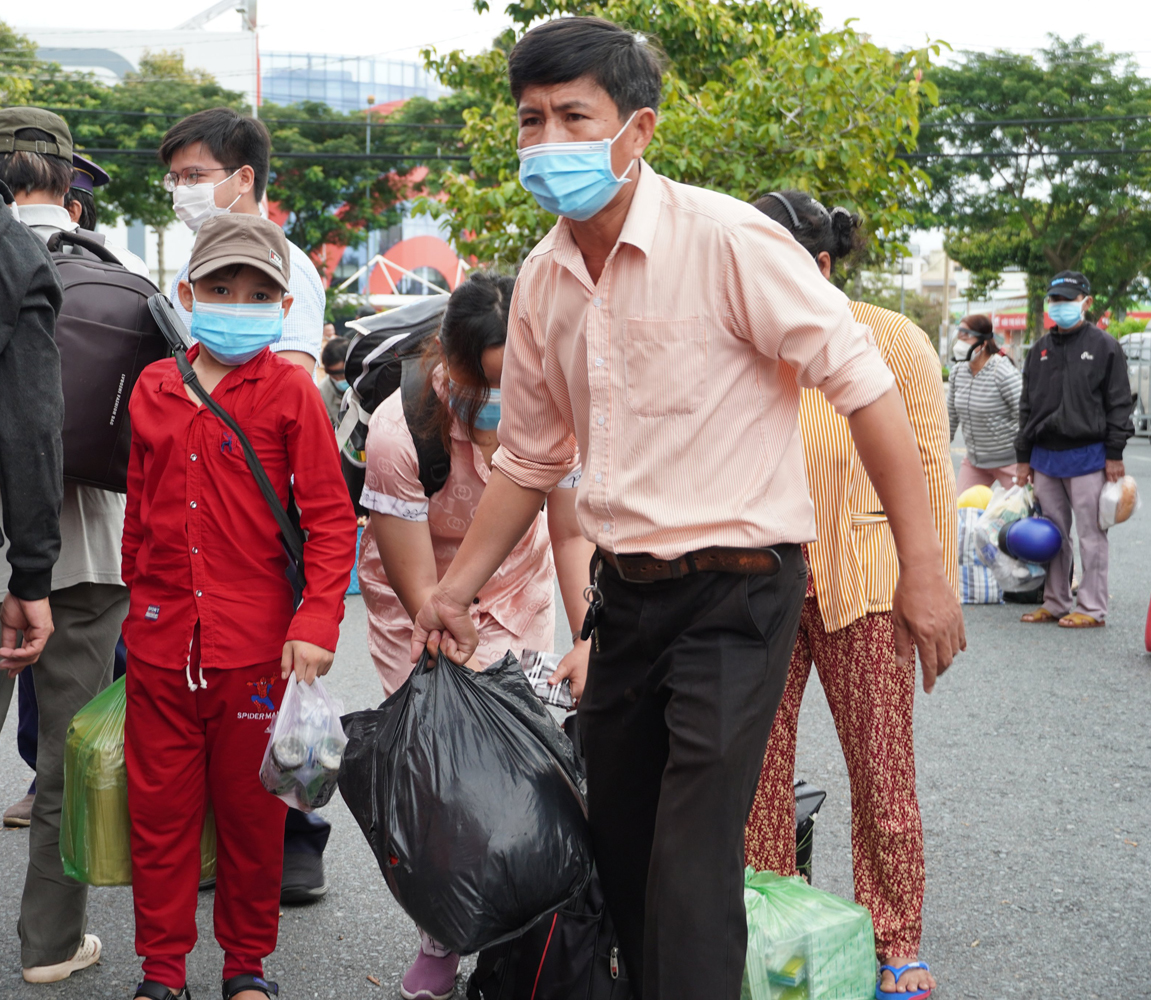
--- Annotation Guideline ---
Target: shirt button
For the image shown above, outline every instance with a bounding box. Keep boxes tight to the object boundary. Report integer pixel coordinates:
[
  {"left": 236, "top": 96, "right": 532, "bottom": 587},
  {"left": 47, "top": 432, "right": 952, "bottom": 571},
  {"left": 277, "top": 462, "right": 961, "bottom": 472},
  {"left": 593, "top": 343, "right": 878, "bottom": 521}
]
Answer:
[
  {"left": 602, "top": 522, "right": 611, "bottom": 532},
  {"left": 595, "top": 357, "right": 604, "bottom": 367},
  {"left": 192, "top": 547, "right": 198, "bottom": 554},
  {"left": 190, "top": 453, "right": 197, "bottom": 461},
  {"left": 597, "top": 415, "right": 605, "bottom": 426},
  {"left": 593, "top": 297, "right": 602, "bottom": 308},
  {"left": 190, "top": 501, "right": 197, "bottom": 509},
  {"left": 595, "top": 473, "right": 603, "bottom": 483},
  {"left": 195, "top": 590, "right": 203, "bottom": 598}
]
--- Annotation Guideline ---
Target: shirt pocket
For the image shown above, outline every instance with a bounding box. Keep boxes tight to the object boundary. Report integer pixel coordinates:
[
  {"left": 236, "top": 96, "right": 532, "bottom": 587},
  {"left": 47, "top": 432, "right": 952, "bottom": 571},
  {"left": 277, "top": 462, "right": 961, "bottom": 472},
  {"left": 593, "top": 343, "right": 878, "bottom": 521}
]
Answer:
[{"left": 623, "top": 317, "right": 707, "bottom": 417}]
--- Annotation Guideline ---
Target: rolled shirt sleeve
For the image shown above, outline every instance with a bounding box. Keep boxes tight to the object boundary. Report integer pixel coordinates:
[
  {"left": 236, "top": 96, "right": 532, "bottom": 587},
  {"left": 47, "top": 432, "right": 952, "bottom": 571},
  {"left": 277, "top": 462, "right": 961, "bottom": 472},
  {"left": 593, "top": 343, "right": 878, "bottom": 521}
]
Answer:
[{"left": 492, "top": 284, "right": 580, "bottom": 493}]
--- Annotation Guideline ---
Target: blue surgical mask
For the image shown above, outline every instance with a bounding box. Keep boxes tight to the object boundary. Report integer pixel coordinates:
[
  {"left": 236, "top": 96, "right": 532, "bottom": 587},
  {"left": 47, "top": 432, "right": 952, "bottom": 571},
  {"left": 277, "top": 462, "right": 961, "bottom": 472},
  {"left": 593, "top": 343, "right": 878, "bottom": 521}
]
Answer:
[
  {"left": 449, "top": 384, "right": 501, "bottom": 430},
  {"left": 518, "top": 112, "right": 638, "bottom": 221},
  {"left": 190, "top": 299, "right": 284, "bottom": 365},
  {"left": 331, "top": 378, "right": 349, "bottom": 393},
  {"left": 1047, "top": 300, "right": 1084, "bottom": 330}
]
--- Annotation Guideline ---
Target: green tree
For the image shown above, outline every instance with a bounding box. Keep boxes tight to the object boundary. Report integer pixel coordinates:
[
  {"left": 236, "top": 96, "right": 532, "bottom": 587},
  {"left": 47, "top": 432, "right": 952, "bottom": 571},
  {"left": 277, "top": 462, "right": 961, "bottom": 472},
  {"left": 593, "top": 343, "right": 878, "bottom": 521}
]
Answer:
[
  {"left": 0, "top": 20, "right": 38, "bottom": 105},
  {"left": 262, "top": 93, "right": 472, "bottom": 275},
  {"left": 918, "top": 36, "right": 1151, "bottom": 339},
  {"left": 418, "top": 0, "right": 938, "bottom": 265},
  {"left": 26, "top": 50, "right": 248, "bottom": 285}
]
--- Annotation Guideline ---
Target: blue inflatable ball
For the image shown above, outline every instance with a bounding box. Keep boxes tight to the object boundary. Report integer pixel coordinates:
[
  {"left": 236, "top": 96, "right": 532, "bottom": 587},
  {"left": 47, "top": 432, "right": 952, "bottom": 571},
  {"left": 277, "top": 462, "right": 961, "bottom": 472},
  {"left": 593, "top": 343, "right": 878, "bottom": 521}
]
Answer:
[{"left": 1000, "top": 516, "right": 1063, "bottom": 563}]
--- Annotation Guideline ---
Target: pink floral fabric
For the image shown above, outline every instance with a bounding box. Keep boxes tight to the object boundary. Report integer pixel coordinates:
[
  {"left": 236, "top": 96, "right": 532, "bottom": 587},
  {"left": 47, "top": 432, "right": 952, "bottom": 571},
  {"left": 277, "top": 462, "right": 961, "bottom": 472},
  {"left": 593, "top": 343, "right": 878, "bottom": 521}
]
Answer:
[{"left": 358, "top": 381, "right": 574, "bottom": 693}]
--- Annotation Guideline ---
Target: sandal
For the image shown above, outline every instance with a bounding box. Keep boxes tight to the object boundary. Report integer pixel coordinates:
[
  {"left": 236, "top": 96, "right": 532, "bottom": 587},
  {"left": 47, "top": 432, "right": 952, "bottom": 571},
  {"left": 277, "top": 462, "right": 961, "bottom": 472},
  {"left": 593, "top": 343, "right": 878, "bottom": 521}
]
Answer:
[
  {"left": 876, "top": 961, "right": 932, "bottom": 999},
  {"left": 222, "top": 975, "right": 278, "bottom": 1000},
  {"left": 135, "top": 983, "right": 191, "bottom": 1000},
  {"left": 1058, "top": 612, "right": 1105, "bottom": 628},
  {"left": 1020, "top": 607, "right": 1060, "bottom": 623}
]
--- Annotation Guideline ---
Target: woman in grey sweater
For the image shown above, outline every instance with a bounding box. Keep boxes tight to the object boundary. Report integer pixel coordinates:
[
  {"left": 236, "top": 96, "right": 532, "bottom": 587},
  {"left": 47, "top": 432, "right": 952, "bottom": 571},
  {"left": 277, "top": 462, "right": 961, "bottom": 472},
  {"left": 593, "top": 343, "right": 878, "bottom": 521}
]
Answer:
[{"left": 948, "top": 314, "right": 1024, "bottom": 491}]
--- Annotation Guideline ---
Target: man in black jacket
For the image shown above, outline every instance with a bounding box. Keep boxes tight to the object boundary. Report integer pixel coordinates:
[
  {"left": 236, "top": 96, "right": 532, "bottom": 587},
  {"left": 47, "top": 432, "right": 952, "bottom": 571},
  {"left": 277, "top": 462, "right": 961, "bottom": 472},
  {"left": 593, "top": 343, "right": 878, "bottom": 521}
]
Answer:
[
  {"left": 1015, "top": 270, "right": 1133, "bottom": 628},
  {"left": 0, "top": 176, "right": 64, "bottom": 694}
]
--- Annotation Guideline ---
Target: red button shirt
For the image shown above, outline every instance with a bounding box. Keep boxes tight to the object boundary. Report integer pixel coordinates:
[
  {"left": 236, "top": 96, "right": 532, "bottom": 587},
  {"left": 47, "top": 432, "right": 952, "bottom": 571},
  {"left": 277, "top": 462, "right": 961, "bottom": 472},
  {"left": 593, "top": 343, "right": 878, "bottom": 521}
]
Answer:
[{"left": 121, "top": 345, "right": 357, "bottom": 670}]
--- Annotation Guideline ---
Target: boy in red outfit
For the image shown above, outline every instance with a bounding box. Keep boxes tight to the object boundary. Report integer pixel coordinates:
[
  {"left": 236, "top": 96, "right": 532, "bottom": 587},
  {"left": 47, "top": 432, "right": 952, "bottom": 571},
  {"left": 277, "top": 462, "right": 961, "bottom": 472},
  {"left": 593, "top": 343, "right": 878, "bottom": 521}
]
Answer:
[{"left": 120, "top": 214, "right": 356, "bottom": 1000}]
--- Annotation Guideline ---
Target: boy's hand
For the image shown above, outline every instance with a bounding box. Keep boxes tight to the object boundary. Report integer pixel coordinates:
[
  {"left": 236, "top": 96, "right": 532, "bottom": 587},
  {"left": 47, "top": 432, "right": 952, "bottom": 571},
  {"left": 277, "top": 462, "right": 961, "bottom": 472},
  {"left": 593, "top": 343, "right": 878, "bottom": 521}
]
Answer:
[{"left": 281, "top": 640, "right": 334, "bottom": 685}]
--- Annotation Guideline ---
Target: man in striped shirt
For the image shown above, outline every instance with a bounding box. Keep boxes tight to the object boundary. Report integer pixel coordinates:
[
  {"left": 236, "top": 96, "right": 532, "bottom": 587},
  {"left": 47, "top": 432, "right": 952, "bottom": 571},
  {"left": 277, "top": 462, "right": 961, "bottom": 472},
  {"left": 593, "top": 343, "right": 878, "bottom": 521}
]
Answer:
[{"left": 412, "top": 17, "right": 965, "bottom": 1000}]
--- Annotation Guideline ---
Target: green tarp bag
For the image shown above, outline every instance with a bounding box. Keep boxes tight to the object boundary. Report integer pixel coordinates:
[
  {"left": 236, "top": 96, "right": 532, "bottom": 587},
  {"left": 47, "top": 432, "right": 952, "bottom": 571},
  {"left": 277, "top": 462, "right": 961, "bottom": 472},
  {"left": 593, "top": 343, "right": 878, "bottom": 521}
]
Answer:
[
  {"left": 742, "top": 868, "right": 875, "bottom": 1000},
  {"left": 60, "top": 676, "right": 216, "bottom": 886}
]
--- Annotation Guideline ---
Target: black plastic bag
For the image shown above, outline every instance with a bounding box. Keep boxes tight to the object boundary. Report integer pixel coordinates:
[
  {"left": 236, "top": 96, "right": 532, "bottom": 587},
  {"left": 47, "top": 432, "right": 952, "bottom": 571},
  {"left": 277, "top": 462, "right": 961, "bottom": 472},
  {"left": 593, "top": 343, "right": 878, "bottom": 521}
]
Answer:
[{"left": 339, "top": 650, "right": 593, "bottom": 955}]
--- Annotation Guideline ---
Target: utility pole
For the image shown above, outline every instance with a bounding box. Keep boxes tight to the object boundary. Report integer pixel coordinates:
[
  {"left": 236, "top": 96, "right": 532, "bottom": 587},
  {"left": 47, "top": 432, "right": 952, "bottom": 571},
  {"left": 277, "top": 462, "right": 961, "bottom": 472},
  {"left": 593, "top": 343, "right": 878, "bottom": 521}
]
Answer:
[
  {"left": 364, "top": 94, "right": 375, "bottom": 302},
  {"left": 899, "top": 255, "right": 906, "bottom": 315},
  {"left": 938, "top": 251, "right": 952, "bottom": 366}
]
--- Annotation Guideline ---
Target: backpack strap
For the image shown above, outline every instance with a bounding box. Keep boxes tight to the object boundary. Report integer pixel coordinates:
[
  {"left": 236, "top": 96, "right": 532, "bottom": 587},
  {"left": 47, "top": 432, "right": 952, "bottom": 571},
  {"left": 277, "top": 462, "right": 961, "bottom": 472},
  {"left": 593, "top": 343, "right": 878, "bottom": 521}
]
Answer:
[
  {"left": 75, "top": 226, "right": 106, "bottom": 247},
  {"left": 400, "top": 357, "right": 452, "bottom": 498},
  {"left": 46, "top": 228, "right": 118, "bottom": 263}
]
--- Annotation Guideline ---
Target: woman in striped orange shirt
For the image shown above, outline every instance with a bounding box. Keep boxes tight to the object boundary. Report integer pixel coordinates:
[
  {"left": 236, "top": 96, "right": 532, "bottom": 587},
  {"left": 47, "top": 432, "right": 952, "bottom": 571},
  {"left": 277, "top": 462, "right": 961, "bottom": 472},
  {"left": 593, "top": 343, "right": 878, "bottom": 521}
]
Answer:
[{"left": 744, "top": 191, "right": 958, "bottom": 1000}]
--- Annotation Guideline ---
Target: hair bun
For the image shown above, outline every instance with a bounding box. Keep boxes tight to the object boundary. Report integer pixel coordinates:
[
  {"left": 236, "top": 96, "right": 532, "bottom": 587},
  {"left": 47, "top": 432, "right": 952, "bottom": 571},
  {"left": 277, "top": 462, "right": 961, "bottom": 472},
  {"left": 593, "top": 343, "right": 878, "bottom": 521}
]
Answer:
[{"left": 829, "top": 206, "right": 860, "bottom": 261}]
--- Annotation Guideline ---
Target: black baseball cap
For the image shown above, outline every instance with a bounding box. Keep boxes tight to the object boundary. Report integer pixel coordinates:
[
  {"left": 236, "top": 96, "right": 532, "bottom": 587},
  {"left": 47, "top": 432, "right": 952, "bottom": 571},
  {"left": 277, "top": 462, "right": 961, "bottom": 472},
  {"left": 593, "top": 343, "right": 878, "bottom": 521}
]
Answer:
[{"left": 1046, "top": 271, "right": 1091, "bottom": 299}]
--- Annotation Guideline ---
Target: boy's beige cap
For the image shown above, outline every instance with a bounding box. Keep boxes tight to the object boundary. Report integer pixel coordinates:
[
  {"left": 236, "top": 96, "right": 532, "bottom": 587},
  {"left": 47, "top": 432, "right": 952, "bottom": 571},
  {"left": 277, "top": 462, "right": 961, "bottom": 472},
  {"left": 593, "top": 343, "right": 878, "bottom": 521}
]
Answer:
[{"left": 189, "top": 214, "right": 291, "bottom": 292}]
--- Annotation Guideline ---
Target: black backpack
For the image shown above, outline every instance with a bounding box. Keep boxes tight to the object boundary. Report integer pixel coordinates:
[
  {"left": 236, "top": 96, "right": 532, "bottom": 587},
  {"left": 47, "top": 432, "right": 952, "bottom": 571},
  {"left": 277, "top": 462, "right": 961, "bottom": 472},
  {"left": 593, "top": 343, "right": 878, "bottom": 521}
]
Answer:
[
  {"left": 46, "top": 229, "right": 167, "bottom": 493},
  {"left": 335, "top": 296, "right": 451, "bottom": 510},
  {"left": 467, "top": 867, "right": 633, "bottom": 1000}
]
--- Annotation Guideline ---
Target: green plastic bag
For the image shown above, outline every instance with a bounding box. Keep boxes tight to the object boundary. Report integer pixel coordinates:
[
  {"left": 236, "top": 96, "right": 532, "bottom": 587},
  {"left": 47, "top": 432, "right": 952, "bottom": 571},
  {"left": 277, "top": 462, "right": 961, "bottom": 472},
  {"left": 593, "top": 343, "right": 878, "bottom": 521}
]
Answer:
[
  {"left": 60, "top": 677, "right": 216, "bottom": 886},
  {"left": 742, "top": 868, "right": 876, "bottom": 1000}
]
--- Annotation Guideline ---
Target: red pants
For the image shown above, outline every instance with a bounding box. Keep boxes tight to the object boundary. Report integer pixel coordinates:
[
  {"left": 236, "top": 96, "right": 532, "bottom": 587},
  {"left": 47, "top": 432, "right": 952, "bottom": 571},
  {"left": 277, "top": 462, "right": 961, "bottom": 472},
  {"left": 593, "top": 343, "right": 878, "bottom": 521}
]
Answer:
[
  {"left": 743, "top": 597, "right": 925, "bottom": 959},
  {"left": 125, "top": 650, "right": 288, "bottom": 989}
]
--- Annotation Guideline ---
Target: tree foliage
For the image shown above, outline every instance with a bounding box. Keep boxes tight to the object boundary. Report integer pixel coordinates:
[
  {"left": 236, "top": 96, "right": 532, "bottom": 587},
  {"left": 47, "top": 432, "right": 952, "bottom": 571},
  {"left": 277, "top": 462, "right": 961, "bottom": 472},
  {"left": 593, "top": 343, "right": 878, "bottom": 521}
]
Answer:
[
  {"left": 418, "top": 0, "right": 939, "bottom": 265},
  {"left": 918, "top": 36, "right": 1151, "bottom": 336},
  {"left": 262, "top": 93, "right": 472, "bottom": 271},
  {"left": 0, "top": 20, "right": 38, "bottom": 105}
]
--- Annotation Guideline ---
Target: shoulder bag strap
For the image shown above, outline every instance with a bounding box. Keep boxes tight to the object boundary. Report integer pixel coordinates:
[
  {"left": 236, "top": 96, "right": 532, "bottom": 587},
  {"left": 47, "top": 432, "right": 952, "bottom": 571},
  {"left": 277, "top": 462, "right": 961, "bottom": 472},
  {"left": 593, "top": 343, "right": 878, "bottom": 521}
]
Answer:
[{"left": 172, "top": 349, "right": 307, "bottom": 591}]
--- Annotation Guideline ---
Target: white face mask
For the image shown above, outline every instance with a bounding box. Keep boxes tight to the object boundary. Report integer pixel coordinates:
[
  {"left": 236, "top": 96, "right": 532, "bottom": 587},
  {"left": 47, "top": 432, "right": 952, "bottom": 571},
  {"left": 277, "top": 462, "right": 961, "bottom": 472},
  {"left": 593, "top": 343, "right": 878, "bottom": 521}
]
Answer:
[
  {"left": 172, "top": 170, "right": 241, "bottom": 232},
  {"left": 953, "top": 340, "right": 972, "bottom": 362}
]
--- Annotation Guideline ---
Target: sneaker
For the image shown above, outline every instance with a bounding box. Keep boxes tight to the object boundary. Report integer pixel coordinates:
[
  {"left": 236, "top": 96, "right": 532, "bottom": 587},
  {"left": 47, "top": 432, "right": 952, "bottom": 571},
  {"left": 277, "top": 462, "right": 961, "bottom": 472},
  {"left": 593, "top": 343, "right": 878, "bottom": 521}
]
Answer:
[
  {"left": 23, "top": 933, "right": 102, "bottom": 983},
  {"left": 400, "top": 948, "right": 459, "bottom": 1000},
  {"left": 280, "top": 852, "right": 328, "bottom": 905},
  {"left": 3, "top": 792, "right": 34, "bottom": 827}
]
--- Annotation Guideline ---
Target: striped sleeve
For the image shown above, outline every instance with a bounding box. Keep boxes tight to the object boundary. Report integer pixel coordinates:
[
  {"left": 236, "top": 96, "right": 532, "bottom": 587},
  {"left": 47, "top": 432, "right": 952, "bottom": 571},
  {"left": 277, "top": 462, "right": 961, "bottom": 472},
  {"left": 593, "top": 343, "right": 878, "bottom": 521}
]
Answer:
[{"left": 886, "top": 321, "right": 959, "bottom": 597}]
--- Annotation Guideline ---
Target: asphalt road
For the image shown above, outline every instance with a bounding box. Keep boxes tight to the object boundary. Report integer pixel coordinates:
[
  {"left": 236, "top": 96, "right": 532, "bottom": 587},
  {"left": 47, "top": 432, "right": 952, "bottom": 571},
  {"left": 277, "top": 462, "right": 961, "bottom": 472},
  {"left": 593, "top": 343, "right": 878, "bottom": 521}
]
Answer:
[{"left": 2, "top": 440, "right": 1149, "bottom": 1000}]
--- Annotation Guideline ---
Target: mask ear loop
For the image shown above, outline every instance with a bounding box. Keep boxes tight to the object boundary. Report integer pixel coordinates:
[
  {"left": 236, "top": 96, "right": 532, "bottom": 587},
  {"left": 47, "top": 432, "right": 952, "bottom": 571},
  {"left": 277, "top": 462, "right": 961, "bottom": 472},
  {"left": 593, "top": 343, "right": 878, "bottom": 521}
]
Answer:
[{"left": 607, "top": 110, "right": 642, "bottom": 183}]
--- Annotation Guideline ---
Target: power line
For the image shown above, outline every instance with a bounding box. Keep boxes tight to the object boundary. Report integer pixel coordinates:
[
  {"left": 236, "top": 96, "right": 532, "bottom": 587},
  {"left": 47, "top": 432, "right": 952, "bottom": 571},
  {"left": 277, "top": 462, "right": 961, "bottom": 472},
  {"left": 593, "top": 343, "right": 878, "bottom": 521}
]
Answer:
[
  {"left": 78, "top": 147, "right": 472, "bottom": 162},
  {"left": 921, "top": 113, "right": 1151, "bottom": 129},
  {"left": 900, "top": 148, "right": 1151, "bottom": 159},
  {"left": 0, "top": 104, "right": 462, "bottom": 129}
]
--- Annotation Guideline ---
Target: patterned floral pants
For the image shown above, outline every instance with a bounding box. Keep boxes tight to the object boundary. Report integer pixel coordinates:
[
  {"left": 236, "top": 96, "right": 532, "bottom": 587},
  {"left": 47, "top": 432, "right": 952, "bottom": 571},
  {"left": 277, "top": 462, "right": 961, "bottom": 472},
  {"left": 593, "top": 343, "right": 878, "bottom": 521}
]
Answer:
[{"left": 744, "top": 595, "right": 925, "bottom": 959}]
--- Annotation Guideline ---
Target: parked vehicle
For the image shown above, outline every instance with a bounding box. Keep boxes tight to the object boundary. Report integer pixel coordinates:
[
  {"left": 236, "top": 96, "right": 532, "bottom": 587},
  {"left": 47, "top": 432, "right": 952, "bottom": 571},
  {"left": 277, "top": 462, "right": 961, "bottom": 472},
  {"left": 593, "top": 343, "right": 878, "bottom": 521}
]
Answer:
[{"left": 1119, "top": 332, "right": 1151, "bottom": 434}]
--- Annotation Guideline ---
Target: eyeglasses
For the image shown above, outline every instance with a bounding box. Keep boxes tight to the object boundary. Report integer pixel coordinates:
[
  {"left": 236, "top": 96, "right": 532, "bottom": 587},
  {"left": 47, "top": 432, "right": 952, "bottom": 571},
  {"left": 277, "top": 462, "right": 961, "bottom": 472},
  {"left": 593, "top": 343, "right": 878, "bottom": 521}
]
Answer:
[{"left": 161, "top": 167, "right": 241, "bottom": 192}]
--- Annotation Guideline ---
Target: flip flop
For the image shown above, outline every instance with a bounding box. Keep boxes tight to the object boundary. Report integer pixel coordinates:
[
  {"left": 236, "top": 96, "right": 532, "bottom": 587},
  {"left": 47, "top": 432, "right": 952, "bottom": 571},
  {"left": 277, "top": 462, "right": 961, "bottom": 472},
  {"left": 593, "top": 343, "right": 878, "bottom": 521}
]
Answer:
[
  {"left": 1020, "top": 607, "right": 1060, "bottom": 623},
  {"left": 875, "top": 961, "right": 933, "bottom": 1000},
  {"left": 1058, "top": 612, "right": 1105, "bottom": 628}
]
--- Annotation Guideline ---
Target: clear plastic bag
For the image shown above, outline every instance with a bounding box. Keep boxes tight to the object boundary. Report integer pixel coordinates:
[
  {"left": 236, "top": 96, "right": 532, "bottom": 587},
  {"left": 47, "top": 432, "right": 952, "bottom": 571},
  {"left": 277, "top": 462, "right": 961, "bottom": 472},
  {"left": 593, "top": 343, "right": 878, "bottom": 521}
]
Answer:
[
  {"left": 1099, "top": 475, "right": 1140, "bottom": 530},
  {"left": 61, "top": 677, "right": 216, "bottom": 885},
  {"left": 973, "top": 485, "right": 1047, "bottom": 593},
  {"left": 259, "top": 676, "right": 347, "bottom": 812},
  {"left": 742, "top": 868, "right": 876, "bottom": 1000}
]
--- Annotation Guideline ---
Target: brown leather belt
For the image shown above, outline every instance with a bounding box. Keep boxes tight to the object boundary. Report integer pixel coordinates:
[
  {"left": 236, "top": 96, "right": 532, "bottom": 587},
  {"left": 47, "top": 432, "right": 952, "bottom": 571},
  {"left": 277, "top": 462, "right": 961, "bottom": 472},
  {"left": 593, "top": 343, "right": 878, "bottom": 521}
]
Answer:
[{"left": 598, "top": 546, "right": 781, "bottom": 583}]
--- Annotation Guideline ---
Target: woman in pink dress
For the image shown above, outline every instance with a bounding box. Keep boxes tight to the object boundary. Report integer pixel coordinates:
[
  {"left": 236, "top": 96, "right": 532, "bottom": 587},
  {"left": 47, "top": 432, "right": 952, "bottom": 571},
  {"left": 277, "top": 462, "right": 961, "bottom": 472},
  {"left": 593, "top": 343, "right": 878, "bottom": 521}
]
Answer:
[{"left": 356, "top": 271, "right": 595, "bottom": 1000}]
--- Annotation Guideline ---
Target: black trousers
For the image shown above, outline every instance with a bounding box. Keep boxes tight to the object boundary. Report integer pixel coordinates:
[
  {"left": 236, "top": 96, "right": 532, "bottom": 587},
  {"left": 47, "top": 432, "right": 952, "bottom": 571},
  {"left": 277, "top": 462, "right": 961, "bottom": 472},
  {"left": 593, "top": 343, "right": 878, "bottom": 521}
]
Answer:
[{"left": 578, "top": 545, "right": 806, "bottom": 1000}]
